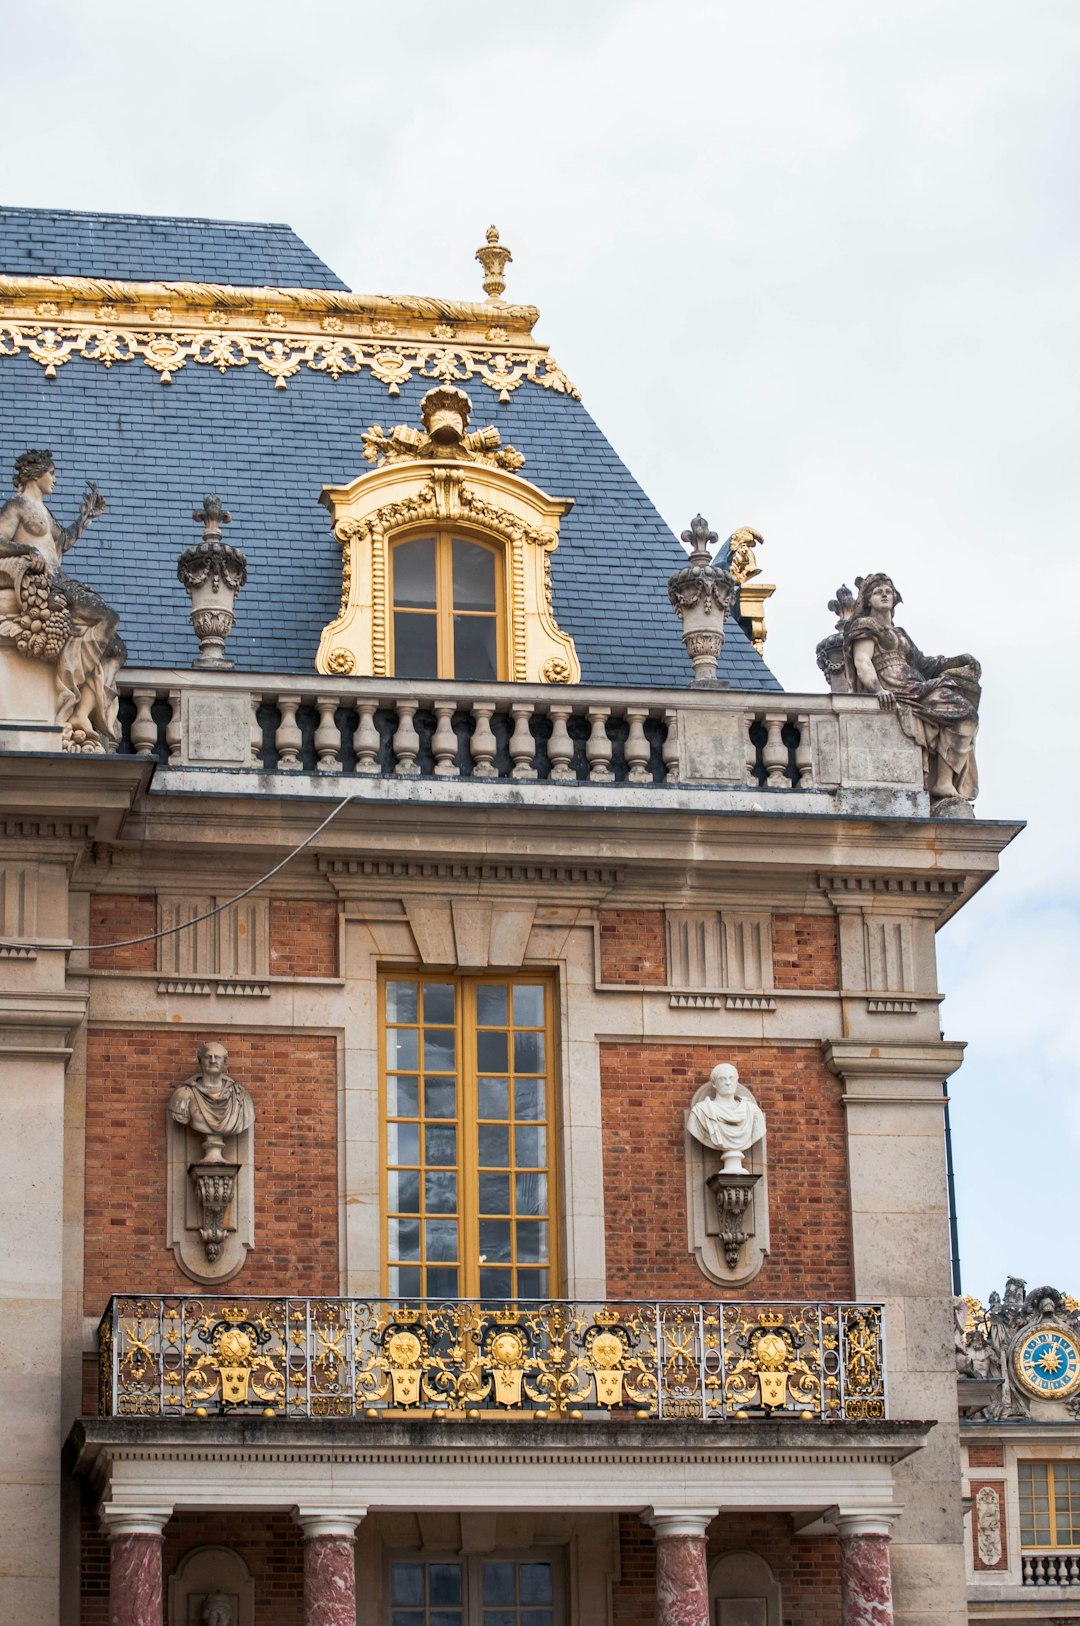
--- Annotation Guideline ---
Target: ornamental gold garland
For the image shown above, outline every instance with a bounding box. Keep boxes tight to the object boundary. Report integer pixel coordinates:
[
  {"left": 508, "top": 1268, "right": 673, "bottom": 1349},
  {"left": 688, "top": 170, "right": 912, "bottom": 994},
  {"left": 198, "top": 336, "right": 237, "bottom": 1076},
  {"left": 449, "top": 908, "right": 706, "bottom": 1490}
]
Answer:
[{"left": 0, "top": 320, "right": 580, "bottom": 401}]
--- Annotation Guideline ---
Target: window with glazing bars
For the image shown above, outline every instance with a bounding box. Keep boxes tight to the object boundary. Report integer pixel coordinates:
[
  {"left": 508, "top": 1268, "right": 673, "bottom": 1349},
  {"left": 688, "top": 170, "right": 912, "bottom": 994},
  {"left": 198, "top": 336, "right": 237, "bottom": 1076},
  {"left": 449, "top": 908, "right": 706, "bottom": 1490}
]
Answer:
[
  {"left": 389, "top": 1556, "right": 559, "bottom": 1626},
  {"left": 390, "top": 533, "right": 506, "bottom": 680},
  {"left": 1020, "top": 1461, "right": 1080, "bottom": 1548},
  {"left": 382, "top": 976, "right": 556, "bottom": 1299}
]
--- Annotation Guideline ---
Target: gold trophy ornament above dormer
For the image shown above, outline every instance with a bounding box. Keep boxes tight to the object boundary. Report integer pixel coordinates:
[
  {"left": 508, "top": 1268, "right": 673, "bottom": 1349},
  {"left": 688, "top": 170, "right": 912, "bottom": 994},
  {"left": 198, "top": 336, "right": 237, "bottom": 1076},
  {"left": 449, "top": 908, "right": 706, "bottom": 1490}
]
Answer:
[{"left": 316, "top": 389, "right": 580, "bottom": 684}]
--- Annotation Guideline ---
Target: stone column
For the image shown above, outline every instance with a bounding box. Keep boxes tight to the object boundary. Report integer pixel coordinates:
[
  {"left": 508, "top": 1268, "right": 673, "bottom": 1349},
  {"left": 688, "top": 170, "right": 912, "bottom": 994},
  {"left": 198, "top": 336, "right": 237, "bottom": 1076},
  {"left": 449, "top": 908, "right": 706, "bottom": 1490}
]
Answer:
[
  {"left": 836, "top": 1515, "right": 896, "bottom": 1626},
  {"left": 647, "top": 1508, "right": 715, "bottom": 1626},
  {"left": 296, "top": 1510, "right": 366, "bottom": 1626},
  {"left": 102, "top": 1508, "right": 170, "bottom": 1626}
]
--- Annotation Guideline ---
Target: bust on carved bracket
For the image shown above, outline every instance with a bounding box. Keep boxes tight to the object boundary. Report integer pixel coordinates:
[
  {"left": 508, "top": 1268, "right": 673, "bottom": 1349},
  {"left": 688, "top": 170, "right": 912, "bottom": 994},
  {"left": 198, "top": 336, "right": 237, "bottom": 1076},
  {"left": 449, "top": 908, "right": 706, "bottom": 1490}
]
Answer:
[
  {"left": 684, "top": 1062, "right": 770, "bottom": 1287},
  {"left": 167, "top": 1041, "right": 255, "bottom": 1284}
]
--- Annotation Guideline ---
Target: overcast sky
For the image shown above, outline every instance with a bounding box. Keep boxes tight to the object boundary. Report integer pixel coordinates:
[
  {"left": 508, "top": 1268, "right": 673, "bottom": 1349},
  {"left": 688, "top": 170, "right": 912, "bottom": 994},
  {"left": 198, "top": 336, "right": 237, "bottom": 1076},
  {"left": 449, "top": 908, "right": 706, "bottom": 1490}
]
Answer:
[{"left": 7, "top": 0, "right": 1078, "bottom": 1300}]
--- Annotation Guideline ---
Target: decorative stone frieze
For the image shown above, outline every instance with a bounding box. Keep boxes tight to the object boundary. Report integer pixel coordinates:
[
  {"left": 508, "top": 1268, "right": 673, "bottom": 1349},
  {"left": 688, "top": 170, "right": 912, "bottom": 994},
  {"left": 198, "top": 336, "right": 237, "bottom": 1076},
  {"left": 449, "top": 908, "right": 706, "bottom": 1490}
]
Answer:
[
  {"left": 668, "top": 515, "right": 736, "bottom": 688},
  {"left": 177, "top": 499, "right": 248, "bottom": 670}
]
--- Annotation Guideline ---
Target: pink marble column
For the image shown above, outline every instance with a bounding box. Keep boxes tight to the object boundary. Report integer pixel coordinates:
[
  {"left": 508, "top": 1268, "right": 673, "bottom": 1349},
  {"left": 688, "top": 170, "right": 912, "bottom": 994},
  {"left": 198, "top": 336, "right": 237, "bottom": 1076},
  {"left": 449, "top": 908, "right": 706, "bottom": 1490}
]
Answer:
[
  {"left": 296, "top": 1510, "right": 366, "bottom": 1626},
  {"left": 647, "top": 1509, "right": 716, "bottom": 1626},
  {"left": 836, "top": 1516, "right": 896, "bottom": 1626},
  {"left": 101, "top": 1508, "right": 170, "bottom": 1626}
]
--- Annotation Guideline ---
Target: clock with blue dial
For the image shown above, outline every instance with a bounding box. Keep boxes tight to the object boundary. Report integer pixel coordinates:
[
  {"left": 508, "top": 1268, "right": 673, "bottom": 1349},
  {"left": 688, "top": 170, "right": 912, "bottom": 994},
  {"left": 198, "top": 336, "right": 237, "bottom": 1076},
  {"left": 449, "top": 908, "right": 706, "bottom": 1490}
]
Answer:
[{"left": 1014, "top": 1327, "right": 1080, "bottom": 1400}]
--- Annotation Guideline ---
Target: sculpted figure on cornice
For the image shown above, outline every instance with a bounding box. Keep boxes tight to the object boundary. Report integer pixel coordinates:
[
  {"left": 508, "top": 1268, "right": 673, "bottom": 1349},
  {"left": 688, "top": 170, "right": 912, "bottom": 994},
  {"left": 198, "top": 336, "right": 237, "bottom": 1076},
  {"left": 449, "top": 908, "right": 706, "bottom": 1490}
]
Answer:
[
  {"left": 0, "top": 449, "right": 125, "bottom": 752},
  {"left": 841, "top": 572, "right": 981, "bottom": 810},
  {"left": 957, "top": 1277, "right": 1080, "bottom": 1419}
]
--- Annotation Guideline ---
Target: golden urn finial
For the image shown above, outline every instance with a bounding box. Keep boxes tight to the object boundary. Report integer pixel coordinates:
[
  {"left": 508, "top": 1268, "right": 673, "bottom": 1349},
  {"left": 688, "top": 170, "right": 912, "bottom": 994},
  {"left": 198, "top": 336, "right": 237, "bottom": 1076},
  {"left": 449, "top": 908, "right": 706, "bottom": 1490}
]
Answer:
[{"left": 476, "top": 225, "right": 512, "bottom": 301}]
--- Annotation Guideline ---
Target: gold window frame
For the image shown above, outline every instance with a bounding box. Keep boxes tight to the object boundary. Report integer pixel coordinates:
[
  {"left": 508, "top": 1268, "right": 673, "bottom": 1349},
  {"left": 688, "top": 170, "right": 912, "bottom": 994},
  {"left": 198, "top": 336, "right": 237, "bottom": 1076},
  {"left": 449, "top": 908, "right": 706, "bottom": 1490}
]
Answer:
[
  {"left": 1019, "top": 1460, "right": 1080, "bottom": 1549},
  {"left": 388, "top": 528, "right": 508, "bottom": 682},
  {"left": 378, "top": 971, "right": 561, "bottom": 1301}
]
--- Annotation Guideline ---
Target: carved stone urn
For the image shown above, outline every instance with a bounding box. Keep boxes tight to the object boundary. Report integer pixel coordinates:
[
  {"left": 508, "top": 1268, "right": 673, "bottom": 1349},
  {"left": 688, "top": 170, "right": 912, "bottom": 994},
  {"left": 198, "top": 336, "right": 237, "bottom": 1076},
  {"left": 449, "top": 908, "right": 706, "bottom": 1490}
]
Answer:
[
  {"left": 177, "top": 497, "right": 248, "bottom": 670},
  {"left": 668, "top": 514, "right": 736, "bottom": 688}
]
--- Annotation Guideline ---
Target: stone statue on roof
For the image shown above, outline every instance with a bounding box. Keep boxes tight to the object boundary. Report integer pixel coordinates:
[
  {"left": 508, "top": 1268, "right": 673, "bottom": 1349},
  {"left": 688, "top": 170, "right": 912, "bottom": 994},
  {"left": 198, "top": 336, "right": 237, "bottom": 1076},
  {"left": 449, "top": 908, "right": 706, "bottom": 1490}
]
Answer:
[{"left": 0, "top": 449, "right": 125, "bottom": 752}]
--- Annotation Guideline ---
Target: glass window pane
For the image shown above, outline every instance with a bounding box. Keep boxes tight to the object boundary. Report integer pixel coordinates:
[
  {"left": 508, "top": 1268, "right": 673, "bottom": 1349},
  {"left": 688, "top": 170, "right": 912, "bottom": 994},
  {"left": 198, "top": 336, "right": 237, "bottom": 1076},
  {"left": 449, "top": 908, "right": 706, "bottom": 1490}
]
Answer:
[
  {"left": 388, "top": 1077, "right": 419, "bottom": 1118},
  {"left": 393, "top": 538, "right": 437, "bottom": 607},
  {"left": 387, "top": 1122, "right": 419, "bottom": 1166},
  {"left": 478, "top": 1124, "right": 511, "bottom": 1167},
  {"left": 513, "top": 1079, "right": 544, "bottom": 1121},
  {"left": 426, "top": 1219, "right": 458, "bottom": 1260},
  {"left": 425, "top": 1170, "right": 457, "bottom": 1214},
  {"left": 424, "top": 1029, "right": 456, "bottom": 1072},
  {"left": 425, "top": 1124, "right": 457, "bottom": 1166},
  {"left": 477, "top": 1030, "right": 508, "bottom": 1072},
  {"left": 514, "top": 1031, "right": 545, "bottom": 1074},
  {"left": 386, "top": 982, "right": 419, "bottom": 1023},
  {"left": 479, "top": 1172, "right": 512, "bottom": 1214},
  {"left": 522, "top": 1614, "right": 553, "bottom": 1626},
  {"left": 516, "top": 1269, "right": 548, "bottom": 1299},
  {"left": 479, "top": 1219, "right": 512, "bottom": 1263},
  {"left": 389, "top": 1170, "right": 421, "bottom": 1213},
  {"left": 512, "top": 985, "right": 545, "bottom": 1027},
  {"left": 429, "top": 1564, "right": 463, "bottom": 1604},
  {"left": 392, "top": 1564, "right": 425, "bottom": 1605},
  {"left": 479, "top": 1267, "right": 513, "bottom": 1299},
  {"left": 388, "top": 1028, "right": 419, "bottom": 1070},
  {"left": 454, "top": 614, "right": 498, "bottom": 681},
  {"left": 520, "top": 1564, "right": 553, "bottom": 1603},
  {"left": 427, "top": 1265, "right": 459, "bottom": 1297},
  {"left": 452, "top": 538, "right": 496, "bottom": 609},
  {"left": 394, "top": 610, "right": 439, "bottom": 678},
  {"left": 515, "top": 1125, "right": 546, "bottom": 1168},
  {"left": 479, "top": 1077, "right": 510, "bottom": 1119},
  {"left": 390, "top": 1264, "right": 422, "bottom": 1298},
  {"left": 431, "top": 1614, "right": 464, "bottom": 1626},
  {"left": 483, "top": 1614, "right": 516, "bottom": 1626},
  {"left": 390, "top": 1218, "right": 421, "bottom": 1260},
  {"left": 483, "top": 1563, "right": 516, "bottom": 1605},
  {"left": 423, "top": 983, "right": 456, "bottom": 1025},
  {"left": 476, "top": 984, "right": 509, "bottom": 1026},
  {"left": 516, "top": 1221, "right": 548, "bottom": 1263},
  {"left": 516, "top": 1172, "right": 547, "bottom": 1216},
  {"left": 392, "top": 1614, "right": 424, "bottom": 1626},
  {"left": 424, "top": 1078, "right": 457, "bottom": 1118}
]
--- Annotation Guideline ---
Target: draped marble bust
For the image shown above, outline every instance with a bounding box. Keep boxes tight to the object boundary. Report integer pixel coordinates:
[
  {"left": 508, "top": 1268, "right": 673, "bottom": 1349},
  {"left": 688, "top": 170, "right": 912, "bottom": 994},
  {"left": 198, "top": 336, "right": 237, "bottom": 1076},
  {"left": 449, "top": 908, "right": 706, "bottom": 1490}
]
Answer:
[
  {"left": 687, "top": 1063, "right": 766, "bottom": 1173},
  {"left": 169, "top": 1041, "right": 255, "bottom": 1153}
]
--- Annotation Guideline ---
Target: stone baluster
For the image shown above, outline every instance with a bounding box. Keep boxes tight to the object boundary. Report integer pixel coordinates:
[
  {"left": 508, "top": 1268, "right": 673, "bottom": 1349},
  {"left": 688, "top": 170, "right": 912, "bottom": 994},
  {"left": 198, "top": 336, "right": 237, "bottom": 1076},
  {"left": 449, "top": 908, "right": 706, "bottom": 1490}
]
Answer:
[
  {"left": 762, "top": 713, "right": 788, "bottom": 788},
  {"left": 296, "top": 1510, "right": 366, "bottom": 1626},
  {"left": 509, "top": 702, "right": 537, "bottom": 779},
  {"left": 275, "top": 695, "right": 303, "bottom": 771},
  {"left": 102, "top": 1508, "right": 171, "bottom": 1626},
  {"left": 469, "top": 701, "right": 498, "bottom": 778},
  {"left": 835, "top": 1514, "right": 896, "bottom": 1626},
  {"left": 647, "top": 1508, "right": 715, "bottom": 1626},
  {"left": 166, "top": 688, "right": 182, "bottom": 763},
  {"left": 431, "top": 700, "right": 460, "bottom": 778},
  {"left": 353, "top": 700, "right": 381, "bottom": 776},
  {"left": 586, "top": 706, "right": 614, "bottom": 782},
  {"left": 795, "top": 713, "right": 814, "bottom": 788},
  {"left": 393, "top": 700, "right": 421, "bottom": 776},
  {"left": 662, "top": 708, "right": 680, "bottom": 783},
  {"left": 130, "top": 689, "right": 158, "bottom": 758},
  {"left": 249, "top": 693, "right": 264, "bottom": 768},
  {"left": 547, "top": 702, "right": 575, "bottom": 781},
  {"left": 624, "top": 706, "right": 651, "bottom": 783},
  {"left": 314, "top": 697, "right": 342, "bottom": 774},
  {"left": 745, "top": 714, "right": 759, "bottom": 785}
]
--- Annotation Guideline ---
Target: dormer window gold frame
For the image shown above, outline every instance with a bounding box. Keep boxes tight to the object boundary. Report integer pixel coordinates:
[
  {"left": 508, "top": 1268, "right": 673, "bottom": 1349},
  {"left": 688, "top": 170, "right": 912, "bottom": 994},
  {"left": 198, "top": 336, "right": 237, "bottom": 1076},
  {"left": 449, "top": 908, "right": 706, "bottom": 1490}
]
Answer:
[{"left": 317, "top": 461, "right": 580, "bottom": 683}]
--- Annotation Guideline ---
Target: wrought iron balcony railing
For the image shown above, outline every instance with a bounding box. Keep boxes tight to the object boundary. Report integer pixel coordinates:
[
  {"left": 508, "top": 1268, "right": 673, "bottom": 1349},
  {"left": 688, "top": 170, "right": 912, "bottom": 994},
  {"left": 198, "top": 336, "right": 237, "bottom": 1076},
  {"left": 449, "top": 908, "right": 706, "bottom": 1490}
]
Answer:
[{"left": 99, "top": 1296, "right": 887, "bottom": 1423}]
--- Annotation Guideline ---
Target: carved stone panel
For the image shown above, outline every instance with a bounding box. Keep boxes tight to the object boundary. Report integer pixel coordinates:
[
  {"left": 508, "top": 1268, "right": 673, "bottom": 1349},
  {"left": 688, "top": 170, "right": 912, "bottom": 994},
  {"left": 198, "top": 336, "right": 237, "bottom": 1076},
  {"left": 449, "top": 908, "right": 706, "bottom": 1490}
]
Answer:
[
  {"left": 972, "top": 1482, "right": 1007, "bottom": 1571},
  {"left": 158, "top": 895, "right": 269, "bottom": 981}
]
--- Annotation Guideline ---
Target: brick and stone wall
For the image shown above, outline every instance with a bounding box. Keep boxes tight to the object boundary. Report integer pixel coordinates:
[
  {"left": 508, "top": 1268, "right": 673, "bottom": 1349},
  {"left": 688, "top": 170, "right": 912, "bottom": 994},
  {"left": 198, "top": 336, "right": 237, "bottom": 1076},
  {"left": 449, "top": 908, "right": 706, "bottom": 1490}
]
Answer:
[
  {"left": 771, "top": 914, "right": 840, "bottom": 990},
  {"left": 598, "top": 909, "right": 667, "bottom": 985},
  {"left": 269, "top": 898, "right": 338, "bottom": 978},
  {"left": 600, "top": 1042, "right": 853, "bottom": 1299},
  {"left": 88, "top": 893, "right": 156, "bottom": 971},
  {"left": 83, "top": 1027, "right": 339, "bottom": 1314}
]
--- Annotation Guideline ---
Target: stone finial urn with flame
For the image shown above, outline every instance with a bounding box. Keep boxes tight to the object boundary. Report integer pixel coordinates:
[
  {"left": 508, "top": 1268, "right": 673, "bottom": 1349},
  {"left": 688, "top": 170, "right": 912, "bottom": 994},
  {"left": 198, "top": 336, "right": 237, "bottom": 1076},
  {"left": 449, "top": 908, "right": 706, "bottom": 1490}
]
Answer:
[
  {"left": 177, "top": 497, "right": 248, "bottom": 670},
  {"left": 667, "top": 514, "right": 736, "bottom": 687}
]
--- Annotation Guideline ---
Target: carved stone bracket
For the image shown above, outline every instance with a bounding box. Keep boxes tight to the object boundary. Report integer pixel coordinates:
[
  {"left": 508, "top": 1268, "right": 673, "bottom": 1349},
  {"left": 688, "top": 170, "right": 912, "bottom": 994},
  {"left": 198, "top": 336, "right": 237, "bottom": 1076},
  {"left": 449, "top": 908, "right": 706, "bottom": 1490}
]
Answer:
[
  {"left": 706, "top": 1171, "right": 762, "bottom": 1269},
  {"left": 189, "top": 1154, "right": 241, "bottom": 1264}
]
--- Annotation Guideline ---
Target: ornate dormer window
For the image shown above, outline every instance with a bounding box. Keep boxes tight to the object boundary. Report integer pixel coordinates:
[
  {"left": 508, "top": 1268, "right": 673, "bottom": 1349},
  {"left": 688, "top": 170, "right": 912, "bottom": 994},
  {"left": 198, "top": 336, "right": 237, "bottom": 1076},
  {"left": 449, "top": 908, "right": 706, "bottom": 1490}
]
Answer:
[{"left": 317, "top": 387, "right": 580, "bottom": 683}]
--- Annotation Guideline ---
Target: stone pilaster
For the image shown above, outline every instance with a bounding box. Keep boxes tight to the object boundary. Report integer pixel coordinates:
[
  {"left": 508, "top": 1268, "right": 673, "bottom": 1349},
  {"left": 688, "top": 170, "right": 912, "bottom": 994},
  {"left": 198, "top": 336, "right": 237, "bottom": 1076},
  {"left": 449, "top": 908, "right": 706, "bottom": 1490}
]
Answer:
[
  {"left": 101, "top": 1509, "right": 170, "bottom": 1626},
  {"left": 647, "top": 1508, "right": 715, "bottom": 1626},
  {"left": 836, "top": 1515, "right": 896, "bottom": 1626},
  {"left": 296, "top": 1510, "right": 365, "bottom": 1626}
]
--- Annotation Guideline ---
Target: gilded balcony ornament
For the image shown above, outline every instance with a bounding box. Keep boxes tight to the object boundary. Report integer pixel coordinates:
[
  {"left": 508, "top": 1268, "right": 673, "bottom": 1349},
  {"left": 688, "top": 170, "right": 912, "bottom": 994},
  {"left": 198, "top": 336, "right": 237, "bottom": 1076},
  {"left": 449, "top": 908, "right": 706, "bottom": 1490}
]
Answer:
[{"left": 476, "top": 224, "right": 512, "bottom": 301}]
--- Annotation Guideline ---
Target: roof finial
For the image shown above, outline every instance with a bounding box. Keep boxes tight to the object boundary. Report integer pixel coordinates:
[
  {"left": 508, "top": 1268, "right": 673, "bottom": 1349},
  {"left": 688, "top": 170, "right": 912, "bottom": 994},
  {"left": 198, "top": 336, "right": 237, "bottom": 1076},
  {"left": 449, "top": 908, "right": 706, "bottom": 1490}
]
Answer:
[{"left": 476, "top": 225, "right": 512, "bottom": 302}]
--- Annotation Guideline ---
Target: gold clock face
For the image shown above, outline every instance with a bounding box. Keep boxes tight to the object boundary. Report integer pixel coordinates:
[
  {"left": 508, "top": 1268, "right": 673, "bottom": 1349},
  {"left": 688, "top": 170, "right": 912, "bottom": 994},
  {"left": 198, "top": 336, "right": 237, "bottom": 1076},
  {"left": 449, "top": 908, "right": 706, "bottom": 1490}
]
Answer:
[{"left": 1013, "top": 1326, "right": 1080, "bottom": 1401}]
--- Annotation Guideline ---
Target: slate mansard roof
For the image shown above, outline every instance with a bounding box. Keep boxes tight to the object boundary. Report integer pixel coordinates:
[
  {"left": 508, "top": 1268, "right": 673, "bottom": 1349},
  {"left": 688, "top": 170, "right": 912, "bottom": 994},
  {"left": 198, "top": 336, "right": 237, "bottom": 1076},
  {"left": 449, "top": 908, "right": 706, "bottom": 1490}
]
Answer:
[{"left": 0, "top": 207, "right": 779, "bottom": 690}]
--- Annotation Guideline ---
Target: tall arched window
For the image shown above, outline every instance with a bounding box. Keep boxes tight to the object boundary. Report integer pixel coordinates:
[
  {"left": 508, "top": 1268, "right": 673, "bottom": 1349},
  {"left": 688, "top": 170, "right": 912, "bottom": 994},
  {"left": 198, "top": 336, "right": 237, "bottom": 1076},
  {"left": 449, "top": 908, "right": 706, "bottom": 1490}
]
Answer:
[{"left": 390, "top": 532, "right": 505, "bottom": 681}]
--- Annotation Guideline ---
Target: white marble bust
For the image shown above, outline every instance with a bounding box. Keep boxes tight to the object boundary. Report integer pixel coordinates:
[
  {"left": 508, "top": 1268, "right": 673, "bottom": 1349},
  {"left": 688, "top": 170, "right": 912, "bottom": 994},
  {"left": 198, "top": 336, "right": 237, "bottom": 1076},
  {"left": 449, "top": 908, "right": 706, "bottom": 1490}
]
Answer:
[{"left": 687, "top": 1063, "right": 766, "bottom": 1173}]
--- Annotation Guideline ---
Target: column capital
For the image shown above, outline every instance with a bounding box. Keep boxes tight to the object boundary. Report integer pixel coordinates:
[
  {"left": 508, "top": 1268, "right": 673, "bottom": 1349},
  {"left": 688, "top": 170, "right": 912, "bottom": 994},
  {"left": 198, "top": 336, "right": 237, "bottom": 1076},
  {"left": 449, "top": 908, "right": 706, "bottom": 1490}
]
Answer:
[
  {"left": 294, "top": 1507, "right": 367, "bottom": 1541},
  {"left": 645, "top": 1506, "right": 717, "bottom": 1539},
  {"left": 100, "top": 1504, "right": 171, "bottom": 1540},
  {"left": 828, "top": 1506, "right": 902, "bottom": 1540}
]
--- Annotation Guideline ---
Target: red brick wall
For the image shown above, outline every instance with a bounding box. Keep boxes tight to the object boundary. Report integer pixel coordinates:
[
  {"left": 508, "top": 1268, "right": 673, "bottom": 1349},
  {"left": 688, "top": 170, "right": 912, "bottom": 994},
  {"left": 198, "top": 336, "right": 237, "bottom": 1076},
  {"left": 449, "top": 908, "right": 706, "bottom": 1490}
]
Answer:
[
  {"left": 772, "top": 914, "right": 840, "bottom": 990},
  {"left": 81, "top": 1507, "right": 304, "bottom": 1625},
  {"left": 600, "top": 1043, "right": 853, "bottom": 1299},
  {"left": 269, "top": 899, "right": 339, "bottom": 978},
  {"left": 87, "top": 893, "right": 156, "bottom": 971},
  {"left": 613, "top": 1513, "right": 841, "bottom": 1626},
  {"left": 968, "top": 1441, "right": 1004, "bottom": 1467},
  {"left": 84, "top": 1028, "right": 339, "bottom": 1314},
  {"left": 599, "top": 909, "right": 667, "bottom": 985}
]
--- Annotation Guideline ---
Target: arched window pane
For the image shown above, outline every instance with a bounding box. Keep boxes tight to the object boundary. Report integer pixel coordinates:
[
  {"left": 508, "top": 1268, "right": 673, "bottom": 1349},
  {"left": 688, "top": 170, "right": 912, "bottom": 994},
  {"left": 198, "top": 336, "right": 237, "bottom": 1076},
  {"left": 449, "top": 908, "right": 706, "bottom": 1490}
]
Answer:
[
  {"left": 454, "top": 614, "right": 498, "bottom": 681},
  {"left": 394, "top": 612, "right": 438, "bottom": 678},
  {"left": 393, "top": 537, "right": 438, "bottom": 608},
  {"left": 452, "top": 538, "right": 496, "bottom": 610}
]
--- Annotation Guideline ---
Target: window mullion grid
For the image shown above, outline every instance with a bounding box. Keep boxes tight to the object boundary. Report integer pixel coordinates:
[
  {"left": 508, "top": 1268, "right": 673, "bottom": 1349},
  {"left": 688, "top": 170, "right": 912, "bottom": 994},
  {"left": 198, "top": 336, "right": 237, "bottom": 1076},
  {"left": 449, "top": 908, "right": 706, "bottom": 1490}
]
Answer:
[{"left": 460, "top": 976, "right": 480, "bottom": 1301}]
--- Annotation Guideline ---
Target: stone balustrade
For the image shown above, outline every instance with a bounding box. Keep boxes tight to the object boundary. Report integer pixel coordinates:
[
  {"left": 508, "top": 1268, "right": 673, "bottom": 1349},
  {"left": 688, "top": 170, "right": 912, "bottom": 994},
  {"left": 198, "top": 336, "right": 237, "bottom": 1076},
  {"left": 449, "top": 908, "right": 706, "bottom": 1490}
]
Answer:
[
  {"left": 1021, "top": 1552, "right": 1080, "bottom": 1586},
  {"left": 113, "top": 671, "right": 929, "bottom": 813}
]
